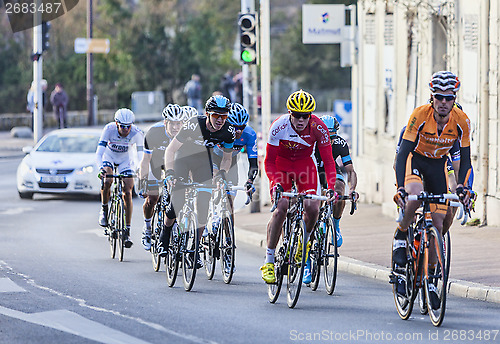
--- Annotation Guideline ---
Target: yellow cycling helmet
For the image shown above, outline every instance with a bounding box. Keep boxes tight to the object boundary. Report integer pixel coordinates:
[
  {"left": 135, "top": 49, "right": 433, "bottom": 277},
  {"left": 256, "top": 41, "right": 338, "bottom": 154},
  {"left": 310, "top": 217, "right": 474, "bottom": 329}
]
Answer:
[{"left": 286, "top": 89, "right": 316, "bottom": 113}]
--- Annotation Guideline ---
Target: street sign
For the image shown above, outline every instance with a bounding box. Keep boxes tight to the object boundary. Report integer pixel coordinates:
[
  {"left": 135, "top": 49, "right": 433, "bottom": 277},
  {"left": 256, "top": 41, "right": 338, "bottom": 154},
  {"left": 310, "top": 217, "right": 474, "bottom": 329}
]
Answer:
[
  {"left": 302, "top": 4, "right": 345, "bottom": 44},
  {"left": 74, "top": 38, "right": 110, "bottom": 54}
]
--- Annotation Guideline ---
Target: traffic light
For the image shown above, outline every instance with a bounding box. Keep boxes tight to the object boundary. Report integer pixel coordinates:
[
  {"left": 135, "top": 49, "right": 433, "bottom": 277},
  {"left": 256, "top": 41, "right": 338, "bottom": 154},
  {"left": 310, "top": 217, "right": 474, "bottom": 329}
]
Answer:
[
  {"left": 42, "top": 21, "right": 50, "bottom": 52},
  {"left": 238, "top": 13, "right": 257, "bottom": 64}
]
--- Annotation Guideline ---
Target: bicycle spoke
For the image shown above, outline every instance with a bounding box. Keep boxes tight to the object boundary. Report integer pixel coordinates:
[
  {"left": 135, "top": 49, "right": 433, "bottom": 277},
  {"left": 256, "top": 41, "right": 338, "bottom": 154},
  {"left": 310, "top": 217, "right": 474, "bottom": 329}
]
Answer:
[{"left": 425, "top": 226, "right": 447, "bottom": 326}]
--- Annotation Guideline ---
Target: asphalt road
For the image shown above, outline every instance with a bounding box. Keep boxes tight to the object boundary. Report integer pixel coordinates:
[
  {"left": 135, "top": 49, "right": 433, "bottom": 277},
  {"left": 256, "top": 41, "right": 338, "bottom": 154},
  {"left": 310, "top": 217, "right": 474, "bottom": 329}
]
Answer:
[{"left": 1, "top": 156, "right": 500, "bottom": 344}]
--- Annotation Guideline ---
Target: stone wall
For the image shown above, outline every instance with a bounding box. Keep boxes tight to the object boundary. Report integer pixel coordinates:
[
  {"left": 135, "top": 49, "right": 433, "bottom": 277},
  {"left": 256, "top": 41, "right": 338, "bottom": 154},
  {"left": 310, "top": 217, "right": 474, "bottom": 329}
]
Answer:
[{"left": 0, "top": 110, "right": 116, "bottom": 131}]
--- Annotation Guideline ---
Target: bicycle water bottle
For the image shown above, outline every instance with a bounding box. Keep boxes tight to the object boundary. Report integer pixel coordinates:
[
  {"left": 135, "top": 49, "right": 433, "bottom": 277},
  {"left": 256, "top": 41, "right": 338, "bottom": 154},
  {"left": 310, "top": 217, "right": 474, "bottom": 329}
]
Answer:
[{"left": 412, "top": 233, "right": 421, "bottom": 259}]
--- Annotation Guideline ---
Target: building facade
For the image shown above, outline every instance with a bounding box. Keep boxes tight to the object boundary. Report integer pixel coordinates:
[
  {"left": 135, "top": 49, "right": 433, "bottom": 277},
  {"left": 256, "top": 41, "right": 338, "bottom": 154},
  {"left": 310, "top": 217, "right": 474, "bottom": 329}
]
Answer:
[{"left": 353, "top": 0, "right": 500, "bottom": 225}]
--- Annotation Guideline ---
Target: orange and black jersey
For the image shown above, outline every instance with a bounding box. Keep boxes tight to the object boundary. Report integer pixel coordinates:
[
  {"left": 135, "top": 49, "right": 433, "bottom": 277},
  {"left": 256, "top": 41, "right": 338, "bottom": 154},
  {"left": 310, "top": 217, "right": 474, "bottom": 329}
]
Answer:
[{"left": 396, "top": 104, "right": 472, "bottom": 187}]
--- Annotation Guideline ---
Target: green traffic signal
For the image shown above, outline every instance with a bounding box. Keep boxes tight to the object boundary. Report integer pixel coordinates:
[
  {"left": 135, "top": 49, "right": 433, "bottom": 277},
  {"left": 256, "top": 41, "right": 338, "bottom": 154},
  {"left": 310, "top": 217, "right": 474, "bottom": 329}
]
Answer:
[{"left": 241, "top": 49, "right": 256, "bottom": 63}]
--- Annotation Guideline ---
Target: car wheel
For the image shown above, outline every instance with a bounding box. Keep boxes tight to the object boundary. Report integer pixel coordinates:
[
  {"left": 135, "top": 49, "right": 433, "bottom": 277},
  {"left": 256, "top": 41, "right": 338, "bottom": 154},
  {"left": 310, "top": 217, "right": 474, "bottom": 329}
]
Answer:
[{"left": 18, "top": 191, "right": 34, "bottom": 199}]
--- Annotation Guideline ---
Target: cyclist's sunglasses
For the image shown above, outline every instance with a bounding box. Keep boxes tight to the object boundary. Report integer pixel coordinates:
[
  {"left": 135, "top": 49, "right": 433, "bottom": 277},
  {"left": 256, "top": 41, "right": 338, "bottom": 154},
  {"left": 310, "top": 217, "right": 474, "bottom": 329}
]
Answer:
[
  {"left": 208, "top": 112, "right": 228, "bottom": 120},
  {"left": 233, "top": 125, "right": 246, "bottom": 131},
  {"left": 291, "top": 112, "right": 311, "bottom": 119},
  {"left": 433, "top": 93, "right": 456, "bottom": 102},
  {"left": 118, "top": 124, "right": 131, "bottom": 129}
]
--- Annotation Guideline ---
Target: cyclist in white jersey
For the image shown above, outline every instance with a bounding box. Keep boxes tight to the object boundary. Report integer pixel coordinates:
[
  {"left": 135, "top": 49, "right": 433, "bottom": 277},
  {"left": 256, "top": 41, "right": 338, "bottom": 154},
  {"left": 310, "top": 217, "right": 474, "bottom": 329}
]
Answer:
[{"left": 96, "top": 108, "right": 144, "bottom": 248}]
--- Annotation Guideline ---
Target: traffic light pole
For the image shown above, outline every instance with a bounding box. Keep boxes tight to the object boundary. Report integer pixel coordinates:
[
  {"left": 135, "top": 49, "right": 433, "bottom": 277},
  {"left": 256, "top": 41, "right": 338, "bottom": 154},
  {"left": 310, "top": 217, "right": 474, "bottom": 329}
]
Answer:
[
  {"left": 32, "top": 0, "right": 43, "bottom": 143},
  {"left": 87, "top": 0, "right": 95, "bottom": 126}
]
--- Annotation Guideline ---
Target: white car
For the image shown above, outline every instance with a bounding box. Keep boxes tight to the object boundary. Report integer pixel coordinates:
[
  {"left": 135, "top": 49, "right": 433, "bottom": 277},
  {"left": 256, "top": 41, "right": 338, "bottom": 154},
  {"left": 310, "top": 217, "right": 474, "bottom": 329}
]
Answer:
[{"left": 17, "top": 128, "right": 103, "bottom": 199}]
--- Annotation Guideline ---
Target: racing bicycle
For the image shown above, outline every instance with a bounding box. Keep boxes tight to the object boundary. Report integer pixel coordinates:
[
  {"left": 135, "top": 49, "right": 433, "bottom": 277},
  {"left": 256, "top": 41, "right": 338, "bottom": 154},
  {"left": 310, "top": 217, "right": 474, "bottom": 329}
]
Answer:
[
  {"left": 309, "top": 193, "right": 357, "bottom": 294},
  {"left": 101, "top": 168, "right": 135, "bottom": 262},
  {"left": 390, "top": 191, "right": 466, "bottom": 326},
  {"left": 267, "top": 188, "right": 330, "bottom": 308}
]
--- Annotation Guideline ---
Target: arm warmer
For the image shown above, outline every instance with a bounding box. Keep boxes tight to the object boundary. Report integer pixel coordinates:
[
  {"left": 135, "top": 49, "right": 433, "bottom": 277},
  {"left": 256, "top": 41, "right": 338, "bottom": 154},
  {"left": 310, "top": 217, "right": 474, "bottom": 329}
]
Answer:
[{"left": 395, "top": 139, "right": 417, "bottom": 188}]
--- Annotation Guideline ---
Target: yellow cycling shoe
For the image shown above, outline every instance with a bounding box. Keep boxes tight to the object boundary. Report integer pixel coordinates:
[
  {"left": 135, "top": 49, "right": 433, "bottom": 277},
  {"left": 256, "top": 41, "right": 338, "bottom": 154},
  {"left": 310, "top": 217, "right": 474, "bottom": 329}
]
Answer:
[{"left": 260, "top": 263, "right": 276, "bottom": 284}]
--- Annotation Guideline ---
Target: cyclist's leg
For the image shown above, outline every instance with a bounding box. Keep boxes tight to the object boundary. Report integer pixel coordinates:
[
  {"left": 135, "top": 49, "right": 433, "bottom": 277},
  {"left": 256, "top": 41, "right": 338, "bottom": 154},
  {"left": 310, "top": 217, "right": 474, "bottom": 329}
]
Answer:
[
  {"left": 333, "top": 176, "right": 346, "bottom": 246},
  {"left": 99, "top": 161, "right": 113, "bottom": 227},
  {"left": 142, "top": 178, "right": 159, "bottom": 250}
]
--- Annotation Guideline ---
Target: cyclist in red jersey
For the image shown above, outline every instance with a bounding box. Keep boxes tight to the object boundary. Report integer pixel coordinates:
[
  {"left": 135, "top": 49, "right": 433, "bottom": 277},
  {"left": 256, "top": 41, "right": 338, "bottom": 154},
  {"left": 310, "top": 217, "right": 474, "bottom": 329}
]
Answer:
[{"left": 260, "top": 90, "right": 338, "bottom": 283}]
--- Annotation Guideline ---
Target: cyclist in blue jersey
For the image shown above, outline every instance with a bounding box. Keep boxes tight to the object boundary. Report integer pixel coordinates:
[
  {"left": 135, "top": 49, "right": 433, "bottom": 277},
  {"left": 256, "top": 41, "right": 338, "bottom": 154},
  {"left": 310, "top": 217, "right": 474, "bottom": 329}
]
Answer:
[
  {"left": 208, "top": 103, "right": 258, "bottom": 235},
  {"left": 212, "top": 103, "right": 258, "bottom": 197}
]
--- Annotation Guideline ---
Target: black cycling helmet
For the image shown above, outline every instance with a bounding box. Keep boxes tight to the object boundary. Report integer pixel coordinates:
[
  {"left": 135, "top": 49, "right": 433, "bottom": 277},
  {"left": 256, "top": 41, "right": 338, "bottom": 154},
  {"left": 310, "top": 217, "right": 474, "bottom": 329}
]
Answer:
[{"left": 205, "top": 95, "right": 231, "bottom": 114}]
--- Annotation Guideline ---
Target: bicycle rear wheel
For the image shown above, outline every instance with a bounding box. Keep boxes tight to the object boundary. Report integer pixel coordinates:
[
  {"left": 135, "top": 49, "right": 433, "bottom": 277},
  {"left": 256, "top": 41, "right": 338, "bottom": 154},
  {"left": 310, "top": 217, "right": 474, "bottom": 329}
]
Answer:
[
  {"left": 150, "top": 208, "right": 161, "bottom": 272},
  {"left": 425, "top": 226, "right": 447, "bottom": 326},
  {"left": 108, "top": 202, "right": 117, "bottom": 259},
  {"left": 391, "top": 228, "right": 416, "bottom": 320},
  {"left": 310, "top": 228, "right": 322, "bottom": 291},
  {"left": 220, "top": 216, "right": 235, "bottom": 284},
  {"left": 166, "top": 225, "right": 180, "bottom": 287},
  {"left": 287, "top": 218, "right": 306, "bottom": 308},
  {"left": 268, "top": 222, "right": 286, "bottom": 303},
  {"left": 202, "top": 230, "right": 216, "bottom": 280},
  {"left": 324, "top": 219, "right": 338, "bottom": 295},
  {"left": 182, "top": 212, "right": 199, "bottom": 291}
]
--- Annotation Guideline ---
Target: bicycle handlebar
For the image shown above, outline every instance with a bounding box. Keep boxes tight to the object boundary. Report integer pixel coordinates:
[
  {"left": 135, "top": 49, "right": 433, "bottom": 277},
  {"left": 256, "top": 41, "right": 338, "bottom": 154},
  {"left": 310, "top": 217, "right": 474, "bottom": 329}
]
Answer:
[{"left": 396, "top": 192, "right": 467, "bottom": 225}]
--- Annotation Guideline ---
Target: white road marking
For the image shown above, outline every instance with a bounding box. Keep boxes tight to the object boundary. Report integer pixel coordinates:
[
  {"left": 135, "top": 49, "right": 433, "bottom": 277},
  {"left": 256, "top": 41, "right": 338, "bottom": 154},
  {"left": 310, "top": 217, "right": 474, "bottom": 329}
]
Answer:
[
  {"left": 0, "top": 261, "right": 217, "bottom": 344},
  {"left": 0, "top": 306, "right": 151, "bottom": 344},
  {"left": 0, "top": 277, "right": 26, "bottom": 292},
  {"left": 0, "top": 207, "right": 34, "bottom": 215}
]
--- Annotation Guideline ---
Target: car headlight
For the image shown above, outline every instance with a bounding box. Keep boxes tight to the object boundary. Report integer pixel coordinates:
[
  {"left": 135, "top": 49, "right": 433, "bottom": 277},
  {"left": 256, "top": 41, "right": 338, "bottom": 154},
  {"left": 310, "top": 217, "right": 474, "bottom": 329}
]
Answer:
[
  {"left": 19, "top": 161, "right": 33, "bottom": 175},
  {"left": 76, "top": 164, "right": 95, "bottom": 175}
]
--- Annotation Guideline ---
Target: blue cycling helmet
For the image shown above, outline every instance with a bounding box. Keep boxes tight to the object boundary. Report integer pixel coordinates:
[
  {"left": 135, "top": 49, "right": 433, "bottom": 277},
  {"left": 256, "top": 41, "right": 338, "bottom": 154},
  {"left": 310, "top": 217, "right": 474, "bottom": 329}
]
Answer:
[
  {"left": 228, "top": 103, "right": 249, "bottom": 126},
  {"left": 320, "top": 115, "right": 340, "bottom": 134},
  {"left": 205, "top": 95, "right": 231, "bottom": 113}
]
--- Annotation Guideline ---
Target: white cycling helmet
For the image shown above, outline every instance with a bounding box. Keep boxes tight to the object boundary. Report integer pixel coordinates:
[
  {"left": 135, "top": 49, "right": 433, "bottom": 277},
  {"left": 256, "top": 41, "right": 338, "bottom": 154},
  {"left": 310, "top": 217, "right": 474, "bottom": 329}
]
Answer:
[
  {"left": 162, "top": 104, "right": 184, "bottom": 121},
  {"left": 182, "top": 105, "right": 198, "bottom": 118},
  {"left": 114, "top": 108, "right": 135, "bottom": 124},
  {"left": 429, "top": 71, "right": 461, "bottom": 93}
]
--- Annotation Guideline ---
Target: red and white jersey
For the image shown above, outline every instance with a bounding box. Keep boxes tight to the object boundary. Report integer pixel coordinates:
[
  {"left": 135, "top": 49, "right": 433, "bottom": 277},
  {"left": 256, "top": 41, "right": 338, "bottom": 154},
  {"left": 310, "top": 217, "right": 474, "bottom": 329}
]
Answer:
[{"left": 265, "top": 114, "right": 337, "bottom": 190}]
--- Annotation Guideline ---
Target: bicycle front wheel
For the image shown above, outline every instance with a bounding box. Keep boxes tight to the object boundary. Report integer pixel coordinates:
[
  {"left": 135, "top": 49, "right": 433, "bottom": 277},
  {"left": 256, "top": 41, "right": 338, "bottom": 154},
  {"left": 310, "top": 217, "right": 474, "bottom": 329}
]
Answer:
[
  {"left": 181, "top": 212, "right": 199, "bottom": 291},
  {"left": 287, "top": 218, "right": 306, "bottom": 308},
  {"left": 202, "top": 230, "right": 216, "bottom": 280},
  {"left": 324, "top": 219, "right": 338, "bottom": 295},
  {"left": 310, "top": 228, "right": 322, "bottom": 291},
  {"left": 108, "top": 201, "right": 117, "bottom": 259},
  {"left": 220, "top": 217, "right": 235, "bottom": 284},
  {"left": 117, "top": 199, "right": 126, "bottom": 262},
  {"left": 425, "top": 226, "right": 447, "bottom": 327}
]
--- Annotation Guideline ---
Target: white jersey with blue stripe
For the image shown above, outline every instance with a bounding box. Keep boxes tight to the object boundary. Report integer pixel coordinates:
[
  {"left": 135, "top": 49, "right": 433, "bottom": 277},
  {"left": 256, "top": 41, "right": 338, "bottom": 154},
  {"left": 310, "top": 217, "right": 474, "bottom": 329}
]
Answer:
[{"left": 96, "top": 122, "right": 144, "bottom": 166}]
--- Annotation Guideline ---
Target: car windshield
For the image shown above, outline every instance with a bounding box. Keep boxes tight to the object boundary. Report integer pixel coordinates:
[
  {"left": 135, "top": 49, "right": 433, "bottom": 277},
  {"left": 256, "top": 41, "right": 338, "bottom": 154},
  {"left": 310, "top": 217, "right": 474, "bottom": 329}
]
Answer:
[{"left": 36, "top": 133, "right": 99, "bottom": 153}]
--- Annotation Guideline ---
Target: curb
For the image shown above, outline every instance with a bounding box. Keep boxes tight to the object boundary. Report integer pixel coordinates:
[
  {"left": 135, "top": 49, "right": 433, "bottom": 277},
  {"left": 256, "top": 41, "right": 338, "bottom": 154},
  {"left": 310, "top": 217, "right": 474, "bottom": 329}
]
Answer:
[{"left": 235, "top": 227, "right": 500, "bottom": 304}]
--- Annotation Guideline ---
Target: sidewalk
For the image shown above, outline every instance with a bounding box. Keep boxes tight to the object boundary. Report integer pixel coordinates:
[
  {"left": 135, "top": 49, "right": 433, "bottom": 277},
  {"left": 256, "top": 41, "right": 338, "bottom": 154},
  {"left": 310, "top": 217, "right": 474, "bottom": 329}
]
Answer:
[{"left": 234, "top": 202, "right": 500, "bottom": 303}]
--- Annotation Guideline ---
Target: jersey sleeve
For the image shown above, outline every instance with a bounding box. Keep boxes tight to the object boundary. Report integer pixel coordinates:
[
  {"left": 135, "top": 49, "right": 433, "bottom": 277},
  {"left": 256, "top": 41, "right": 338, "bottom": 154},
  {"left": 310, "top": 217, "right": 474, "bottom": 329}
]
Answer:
[
  {"left": 245, "top": 128, "right": 258, "bottom": 159},
  {"left": 314, "top": 118, "right": 336, "bottom": 188},
  {"left": 402, "top": 108, "right": 425, "bottom": 142},
  {"left": 264, "top": 143, "right": 279, "bottom": 183},
  {"left": 222, "top": 125, "right": 235, "bottom": 149}
]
